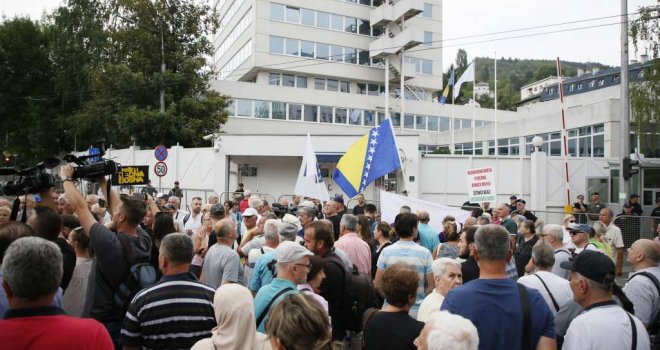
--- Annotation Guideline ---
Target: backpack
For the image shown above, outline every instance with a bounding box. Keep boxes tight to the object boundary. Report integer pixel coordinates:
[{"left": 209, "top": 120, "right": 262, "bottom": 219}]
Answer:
[
  {"left": 113, "top": 233, "right": 158, "bottom": 321},
  {"left": 183, "top": 213, "right": 191, "bottom": 227},
  {"left": 327, "top": 253, "right": 380, "bottom": 332}
]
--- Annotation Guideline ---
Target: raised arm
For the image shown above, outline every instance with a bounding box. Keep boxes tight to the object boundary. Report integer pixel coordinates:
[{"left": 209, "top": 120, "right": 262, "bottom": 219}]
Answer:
[{"left": 60, "top": 165, "right": 97, "bottom": 235}]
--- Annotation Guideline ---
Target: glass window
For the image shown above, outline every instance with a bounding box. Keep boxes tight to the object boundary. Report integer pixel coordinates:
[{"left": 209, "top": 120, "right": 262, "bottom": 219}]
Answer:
[
  {"left": 568, "top": 129, "right": 577, "bottom": 137},
  {"left": 254, "top": 100, "right": 270, "bottom": 118},
  {"left": 224, "top": 99, "right": 235, "bottom": 116},
  {"left": 424, "top": 31, "right": 433, "bottom": 46},
  {"left": 568, "top": 138, "right": 577, "bottom": 157},
  {"left": 364, "top": 111, "right": 376, "bottom": 126},
  {"left": 330, "top": 46, "right": 343, "bottom": 62},
  {"left": 340, "top": 81, "right": 350, "bottom": 93},
  {"left": 404, "top": 114, "right": 414, "bottom": 129},
  {"left": 285, "top": 6, "right": 300, "bottom": 23},
  {"left": 282, "top": 74, "right": 295, "bottom": 87},
  {"left": 423, "top": 3, "right": 432, "bottom": 18},
  {"left": 428, "top": 116, "right": 438, "bottom": 131},
  {"left": 439, "top": 117, "right": 450, "bottom": 131},
  {"left": 579, "top": 137, "right": 591, "bottom": 157},
  {"left": 335, "top": 108, "right": 348, "bottom": 124},
  {"left": 316, "top": 43, "right": 329, "bottom": 60},
  {"left": 358, "top": 19, "right": 370, "bottom": 35},
  {"left": 317, "top": 12, "right": 329, "bottom": 28},
  {"left": 268, "top": 73, "right": 280, "bottom": 85},
  {"left": 237, "top": 99, "right": 252, "bottom": 116},
  {"left": 296, "top": 76, "right": 307, "bottom": 88},
  {"left": 315, "top": 78, "right": 325, "bottom": 90},
  {"left": 391, "top": 113, "right": 401, "bottom": 127},
  {"left": 320, "top": 106, "right": 333, "bottom": 123},
  {"left": 415, "top": 115, "right": 426, "bottom": 130},
  {"left": 327, "top": 79, "right": 339, "bottom": 91},
  {"left": 285, "top": 38, "right": 299, "bottom": 56},
  {"left": 269, "top": 36, "right": 284, "bottom": 54},
  {"left": 475, "top": 142, "right": 483, "bottom": 155},
  {"left": 345, "top": 48, "right": 356, "bottom": 64},
  {"left": 270, "top": 3, "right": 285, "bottom": 21},
  {"left": 357, "top": 83, "right": 367, "bottom": 94},
  {"left": 304, "top": 105, "right": 318, "bottom": 122},
  {"left": 301, "top": 41, "right": 314, "bottom": 58},
  {"left": 288, "top": 103, "right": 302, "bottom": 120},
  {"left": 593, "top": 124, "right": 604, "bottom": 133},
  {"left": 462, "top": 119, "right": 471, "bottom": 129},
  {"left": 550, "top": 140, "right": 561, "bottom": 156},
  {"left": 331, "top": 14, "right": 343, "bottom": 31},
  {"left": 593, "top": 134, "right": 604, "bottom": 157},
  {"left": 378, "top": 112, "right": 386, "bottom": 125},
  {"left": 272, "top": 102, "right": 286, "bottom": 119},
  {"left": 454, "top": 118, "right": 462, "bottom": 130},
  {"left": 367, "top": 84, "right": 379, "bottom": 96},
  {"left": 301, "top": 8, "right": 314, "bottom": 26},
  {"left": 349, "top": 109, "right": 361, "bottom": 125},
  {"left": 372, "top": 26, "right": 382, "bottom": 37},
  {"left": 358, "top": 50, "right": 370, "bottom": 65},
  {"left": 345, "top": 17, "right": 357, "bottom": 33},
  {"left": 360, "top": 0, "right": 371, "bottom": 4},
  {"left": 421, "top": 59, "right": 432, "bottom": 75}
]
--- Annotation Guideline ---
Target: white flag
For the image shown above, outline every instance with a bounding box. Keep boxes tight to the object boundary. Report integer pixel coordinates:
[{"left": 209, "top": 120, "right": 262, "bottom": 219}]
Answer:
[
  {"left": 453, "top": 60, "right": 475, "bottom": 99},
  {"left": 294, "top": 135, "right": 330, "bottom": 202}
]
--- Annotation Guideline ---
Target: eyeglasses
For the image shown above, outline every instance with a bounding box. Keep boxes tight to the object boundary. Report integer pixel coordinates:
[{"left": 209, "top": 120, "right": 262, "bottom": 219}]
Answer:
[{"left": 295, "top": 263, "right": 312, "bottom": 270}]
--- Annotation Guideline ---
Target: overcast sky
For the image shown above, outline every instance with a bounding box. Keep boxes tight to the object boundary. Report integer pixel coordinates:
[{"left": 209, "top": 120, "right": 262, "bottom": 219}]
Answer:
[{"left": 2, "top": 0, "right": 655, "bottom": 69}]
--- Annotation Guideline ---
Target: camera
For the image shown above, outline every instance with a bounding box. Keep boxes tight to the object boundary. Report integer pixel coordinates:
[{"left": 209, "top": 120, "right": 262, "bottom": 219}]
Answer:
[
  {"left": 0, "top": 158, "right": 59, "bottom": 196},
  {"left": 271, "top": 203, "right": 295, "bottom": 219},
  {"left": 63, "top": 145, "right": 119, "bottom": 180}
]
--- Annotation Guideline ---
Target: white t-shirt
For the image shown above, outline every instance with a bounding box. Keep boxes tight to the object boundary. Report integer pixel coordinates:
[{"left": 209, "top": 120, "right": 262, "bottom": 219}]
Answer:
[
  {"left": 564, "top": 303, "right": 650, "bottom": 350},
  {"left": 183, "top": 212, "right": 203, "bottom": 234},
  {"left": 623, "top": 267, "right": 660, "bottom": 325},
  {"left": 605, "top": 223, "right": 625, "bottom": 250},
  {"left": 517, "top": 271, "right": 573, "bottom": 316}
]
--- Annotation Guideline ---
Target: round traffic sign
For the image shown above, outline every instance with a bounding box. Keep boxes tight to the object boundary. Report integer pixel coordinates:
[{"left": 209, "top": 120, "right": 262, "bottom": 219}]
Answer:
[
  {"left": 154, "top": 145, "right": 168, "bottom": 161},
  {"left": 154, "top": 161, "right": 168, "bottom": 177}
]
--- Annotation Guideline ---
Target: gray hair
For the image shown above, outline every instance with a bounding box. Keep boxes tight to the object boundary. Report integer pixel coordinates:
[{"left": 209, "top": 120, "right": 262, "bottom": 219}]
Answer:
[
  {"left": 159, "top": 233, "right": 193, "bottom": 265},
  {"left": 476, "top": 215, "right": 490, "bottom": 225},
  {"left": 431, "top": 257, "right": 461, "bottom": 278},
  {"left": 264, "top": 219, "right": 279, "bottom": 241},
  {"left": 542, "top": 224, "right": 564, "bottom": 242},
  {"left": 417, "top": 210, "right": 430, "bottom": 223},
  {"left": 168, "top": 196, "right": 180, "bottom": 204},
  {"left": 531, "top": 241, "right": 555, "bottom": 269},
  {"left": 249, "top": 195, "right": 263, "bottom": 209},
  {"left": 474, "top": 224, "right": 510, "bottom": 261},
  {"left": 279, "top": 222, "right": 298, "bottom": 241},
  {"left": 2, "top": 237, "right": 62, "bottom": 300},
  {"left": 464, "top": 216, "right": 477, "bottom": 226},
  {"left": 298, "top": 206, "right": 316, "bottom": 218},
  {"left": 340, "top": 214, "right": 359, "bottom": 232},
  {"left": 592, "top": 221, "right": 607, "bottom": 236},
  {"left": 261, "top": 212, "right": 278, "bottom": 222},
  {"left": 425, "top": 311, "right": 479, "bottom": 350}
]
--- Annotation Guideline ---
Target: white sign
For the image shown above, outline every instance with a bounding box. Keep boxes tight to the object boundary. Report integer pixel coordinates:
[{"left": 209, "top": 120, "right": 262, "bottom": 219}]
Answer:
[
  {"left": 466, "top": 167, "right": 496, "bottom": 203},
  {"left": 154, "top": 161, "right": 168, "bottom": 177},
  {"left": 380, "top": 191, "right": 471, "bottom": 232}
]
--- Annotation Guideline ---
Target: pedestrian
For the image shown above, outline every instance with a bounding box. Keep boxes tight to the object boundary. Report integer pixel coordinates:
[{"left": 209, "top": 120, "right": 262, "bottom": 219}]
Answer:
[
  {"left": 414, "top": 311, "right": 479, "bottom": 350},
  {"left": 417, "top": 258, "right": 463, "bottom": 322}
]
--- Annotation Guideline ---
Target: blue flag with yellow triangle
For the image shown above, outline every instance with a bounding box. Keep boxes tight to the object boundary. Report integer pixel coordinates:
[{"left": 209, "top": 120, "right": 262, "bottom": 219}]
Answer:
[{"left": 440, "top": 65, "right": 454, "bottom": 105}]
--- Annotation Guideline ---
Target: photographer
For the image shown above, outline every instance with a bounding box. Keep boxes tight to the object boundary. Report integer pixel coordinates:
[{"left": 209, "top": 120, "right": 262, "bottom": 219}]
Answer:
[{"left": 60, "top": 165, "right": 152, "bottom": 349}]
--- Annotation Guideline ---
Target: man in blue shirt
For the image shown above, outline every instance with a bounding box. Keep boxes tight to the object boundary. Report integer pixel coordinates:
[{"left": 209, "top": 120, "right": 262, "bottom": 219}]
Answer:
[
  {"left": 416, "top": 209, "right": 439, "bottom": 254},
  {"left": 442, "top": 224, "right": 556, "bottom": 350},
  {"left": 253, "top": 241, "right": 313, "bottom": 332}
]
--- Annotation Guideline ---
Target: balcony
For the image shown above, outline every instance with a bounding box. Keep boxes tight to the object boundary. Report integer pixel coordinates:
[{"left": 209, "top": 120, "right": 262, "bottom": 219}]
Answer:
[
  {"left": 370, "top": 0, "right": 424, "bottom": 28},
  {"left": 369, "top": 26, "right": 423, "bottom": 59}
]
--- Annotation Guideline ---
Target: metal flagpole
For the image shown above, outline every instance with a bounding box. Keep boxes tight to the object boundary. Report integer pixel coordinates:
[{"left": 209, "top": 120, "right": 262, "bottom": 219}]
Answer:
[
  {"left": 556, "top": 57, "right": 572, "bottom": 211},
  {"left": 385, "top": 28, "right": 390, "bottom": 120},
  {"left": 451, "top": 88, "right": 455, "bottom": 154},
  {"left": 472, "top": 61, "right": 476, "bottom": 155},
  {"left": 494, "top": 52, "right": 498, "bottom": 155},
  {"left": 400, "top": 17, "right": 405, "bottom": 132},
  {"left": 619, "top": 0, "right": 630, "bottom": 202}
]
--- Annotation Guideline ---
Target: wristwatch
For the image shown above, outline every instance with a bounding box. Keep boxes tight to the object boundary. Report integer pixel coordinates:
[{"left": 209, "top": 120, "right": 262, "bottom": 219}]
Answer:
[{"left": 61, "top": 176, "right": 75, "bottom": 182}]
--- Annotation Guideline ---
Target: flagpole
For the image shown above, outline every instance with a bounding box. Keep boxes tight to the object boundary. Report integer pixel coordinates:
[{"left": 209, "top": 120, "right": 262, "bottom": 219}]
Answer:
[
  {"left": 472, "top": 60, "right": 476, "bottom": 155},
  {"left": 451, "top": 88, "right": 455, "bottom": 154},
  {"left": 494, "top": 51, "right": 498, "bottom": 156},
  {"left": 400, "top": 17, "right": 405, "bottom": 133},
  {"left": 384, "top": 29, "right": 390, "bottom": 121}
]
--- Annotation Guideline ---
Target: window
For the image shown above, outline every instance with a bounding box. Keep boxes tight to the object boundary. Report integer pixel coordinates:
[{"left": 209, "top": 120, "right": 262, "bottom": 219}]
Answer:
[
  {"left": 301, "top": 8, "right": 314, "bottom": 26},
  {"left": 270, "top": 36, "right": 284, "bottom": 54},
  {"left": 577, "top": 82, "right": 583, "bottom": 90},
  {"left": 315, "top": 78, "right": 325, "bottom": 90},
  {"left": 357, "top": 83, "right": 367, "bottom": 94},
  {"left": 404, "top": 114, "right": 414, "bottom": 129},
  {"left": 285, "top": 6, "right": 300, "bottom": 23},
  {"left": 285, "top": 38, "right": 300, "bottom": 56},
  {"left": 439, "top": 117, "right": 450, "bottom": 131},
  {"left": 224, "top": 99, "right": 235, "bottom": 116},
  {"left": 358, "top": 19, "right": 370, "bottom": 35},
  {"left": 297, "top": 76, "right": 307, "bottom": 88},
  {"left": 345, "top": 17, "right": 357, "bottom": 33},
  {"left": 237, "top": 99, "right": 252, "bottom": 116},
  {"left": 320, "top": 106, "right": 333, "bottom": 123},
  {"left": 269, "top": 73, "right": 280, "bottom": 86},
  {"left": 345, "top": 48, "right": 356, "bottom": 64},
  {"left": 327, "top": 79, "right": 339, "bottom": 91},
  {"left": 569, "top": 84, "right": 574, "bottom": 92},
  {"left": 358, "top": 50, "right": 370, "bottom": 65},
  {"left": 289, "top": 103, "right": 302, "bottom": 120},
  {"left": 364, "top": 111, "right": 376, "bottom": 126},
  {"left": 597, "top": 79, "right": 605, "bottom": 86},
  {"left": 423, "top": 3, "right": 432, "bottom": 18},
  {"left": 254, "top": 100, "right": 270, "bottom": 118},
  {"left": 424, "top": 31, "right": 433, "bottom": 46},
  {"left": 367, "top": 84, "right": 379, "bottom": 96},
  {"left": 335, "top": 108, "right": 348, "bottom": 124},
  {"left": 270, "top": 3, "right": 285, "bottom": 21},
  {"left": 272, "top": 102, "right": 286, "bottom": 119},
  {"left": 301, "top": 41, "right": 314, "bottom": 58},
  {"left": 612, "top": 74, "right": 620, "bottom": 83},
  {"left": 240, "top": 166, "right": 257, "bottom": 177},
  {"left": 316, "top": 43, "right": 329, "bottom": 60},
  {"left": 589, "top": 80, "right": 595, "bottom": 88},
  {"left": 331, "top": 46, "right": 343, "bottom": 62},
  {"left": 304, "top": 105, "right": 318, "bottom": 122},
  {"left": 317, "top": 12, "right": 329, "bottom": 28},
  {"left": 340, "top": 81, "right": 350, "bottom": 93},
  {"left": 331, "top": 14, "right": 343, "bottom": 31},
  {"left": 349, "top": 109, "right": 361, "bottom": 125},
  {"left": 427, "top": 116, "right": 438, "bottom": 131}
]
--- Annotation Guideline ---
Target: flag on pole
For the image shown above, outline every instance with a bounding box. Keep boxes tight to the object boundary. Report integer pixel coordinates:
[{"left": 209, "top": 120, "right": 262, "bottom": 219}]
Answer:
[
  {"left": 333, "top": 119, "right": 402, "bottom": 198},
  {"left": 453, "top": 60, "right": 475, "bottom": 99},
  {"left": 439, "top": 65, "right": 454, "bottom": 105},
  {"left": 294, "top": 134, "right": 330, "bottom": 202}
]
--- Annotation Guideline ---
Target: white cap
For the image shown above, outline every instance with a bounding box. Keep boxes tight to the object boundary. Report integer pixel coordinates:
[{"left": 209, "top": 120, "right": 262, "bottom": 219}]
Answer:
[
  {"left": 298, "top": 200, "right": 316, "bottom": 209},
  {"left": 243, "top": 208, "right": 258, "bottom": 217},
  {"left": 277, "top": 241, "right": 313, "bottom": 263},
  {"left": 282, "top": 213, "right": 303, "bottom": 231}
]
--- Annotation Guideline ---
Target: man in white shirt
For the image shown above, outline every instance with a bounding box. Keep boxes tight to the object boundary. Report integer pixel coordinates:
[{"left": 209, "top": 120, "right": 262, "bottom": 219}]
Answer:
[
  {"left": 598, "top": 208, "right": 625, "bottom": 276},
  {"left": 417, "top": 258, "right": 462, "bottom": 322},
  {"left": 623, "top": 239, "right": 660, "bottom": 327},
  {"left": 167, "top": 196, "right": 188, "bottom": 231},
  {"left": 562, "top": 251, "right": 650, "bottom": 349},
  {"left": 182, "top": 196, "right": 203, "bottom": 236},
  {"left": 518, "top": 241, "right": 573, "bottom": 316},
  {"left": 567, "top": 224, "right": 599, "bottom": 254}
]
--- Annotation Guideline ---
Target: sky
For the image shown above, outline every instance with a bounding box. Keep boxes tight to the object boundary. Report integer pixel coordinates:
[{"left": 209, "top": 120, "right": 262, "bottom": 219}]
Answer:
[{"left": 1, "top": 0, "right": 656, "bottom": 69}]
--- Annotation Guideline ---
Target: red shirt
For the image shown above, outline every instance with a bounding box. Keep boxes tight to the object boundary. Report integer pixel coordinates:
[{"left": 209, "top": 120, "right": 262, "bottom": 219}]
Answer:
[
  {"left": 240, "top": 198, "right": 249, "bottom": 213},
  {"left": 0, "top": 306, "right": 113, "bottom": 349}
]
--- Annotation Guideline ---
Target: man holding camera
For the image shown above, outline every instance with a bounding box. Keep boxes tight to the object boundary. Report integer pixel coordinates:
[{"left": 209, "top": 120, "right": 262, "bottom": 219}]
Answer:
[{"left": 60, "top": 165, "right": 152, "bottom": 349}]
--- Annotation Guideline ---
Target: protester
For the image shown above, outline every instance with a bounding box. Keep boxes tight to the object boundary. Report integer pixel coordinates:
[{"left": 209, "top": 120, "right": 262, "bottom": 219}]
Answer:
[
  {"left": 587, "top": 192, "right": 606, "bottom": 221},
  {"left": 0, "top": 237, "right": 113, "bottom": 349},
  {"left": 417, "top": 258, "right": 463, "bottom": 322},
  {"left": 374, "top": 213, "right": 434, "bottom": 318},
  {"left": 353, "top": 193, "right": 366, "bottom": 215},
  {"left": 62, "top": 227, "right": 93, "bottom": 317},
  {"left": 245, "top": 219, "right": 280, "bottom": 283},
  {"left": 562, "top": 250, "right": 650, "bottom": 349},
  {"left": 357, "top": 214, "right": 375, "bottom": 253},
  {"left": 415, "top": 311, "right": 479, "bottom": 350},
  {"left": 416, "top": 209, "right": 439, "bottom": 254},
  {"left": 363, "top": 263, "right": 424, "bottom": 350},
  {"left": 120, "top": 233, "right": 216, "bottom": 349},
  {"left": 190, "top": 213, "right": 213, "bottom": 278},
  {"left": 517, "top": 241, "right": 573, "bottom": 316},
  {"left": 434, "top": 221, "right": 460, "bottom": 259},
  {"left": 437, "top": 215, "right": 456, "bottom": 243},
  {"left": 0, "top": 206, "right": 10, "bottom": 225},
  {"left": 298, "top": 205, "right": 316, "bottom": 237},
  {"left": 568, "top": 223, "right": 599, "bottom": 254},
  {"left": 497, "top": 203, "right": 518, "bottom": 235},
  {"left": 539, "top": 224, "right": 571, "bottom": 279},
  {"left": 335, "top": 214, "right": 371, "bottom": 276},
  {"left": 458, "top": 226, "right": 480, "bottom": 283},
  {"left": 201, "top": 219, "right": 244, "bottom": 288},
  {"left": 514, "top": 219, "right": 539, "bottom": 277},
  {"left": 324, "top": 200, "right": 342, "bottom": 240},
  {"left": 267, "top": 292, "right": 339, "bottom": 350},
  {"left": 441, "top": 224, "right": 556, "bottom": 350},
  {"left": 623, "top": 239, "right": 660, "bottom": 327},
  {"left": 249, "top": 222, "right": 298, "bottom": 294},
  {"left": 254, "top": 241, "right": 312, "bottom": 332},
  {"left": 297, "top": 254, "right": 329, "bottom": 313},
  {"left": 240, "top": 212, "right": 277, "bottom": 258},
  {"left": 592, "top": 221, "right": 613, "bottom": 257},
  {"left": 372, "top": 222, "right": 393, "bottom": 279},
  {"left": 182, "top": 196, "right": 203, "bottom": 235},
  {"left": 0, "top": 222, "right": 42, "bottom": 316}
]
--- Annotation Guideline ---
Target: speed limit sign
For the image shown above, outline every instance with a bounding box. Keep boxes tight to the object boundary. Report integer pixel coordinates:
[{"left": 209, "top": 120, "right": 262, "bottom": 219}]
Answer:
[{"left": 154, "top": 161, "right": 168, "bottom": 177}]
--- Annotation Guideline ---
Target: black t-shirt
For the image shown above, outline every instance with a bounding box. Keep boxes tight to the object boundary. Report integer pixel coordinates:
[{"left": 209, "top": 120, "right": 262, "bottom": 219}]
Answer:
[
  {"left": 54, "top": 238, "right": 76, "bottom": 292},
  {"left": 363, "top": 311, "right": 423, "bottom": 350},
  {"left": 652, "top": 206, "right": 660, "bottom": 217},
  {"left": 320, "top": 251, "right": 347, "bottom": 340},
  {"left": 352, "top": 204, "right": 365, "bottom": 215},
  {"left": 87, "top": 223, "right": 152, "bottom": 323},
  {"left": 328, "top": 215, "right": 342, "bottom": 241},
  {"left": 461, "top": 256, "right": 480, "bottom": 284}
]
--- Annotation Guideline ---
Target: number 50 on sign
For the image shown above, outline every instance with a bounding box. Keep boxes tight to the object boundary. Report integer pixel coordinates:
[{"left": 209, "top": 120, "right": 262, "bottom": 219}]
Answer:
[{"left": 154, "top": 161, "right": 168, "bottom": 177}]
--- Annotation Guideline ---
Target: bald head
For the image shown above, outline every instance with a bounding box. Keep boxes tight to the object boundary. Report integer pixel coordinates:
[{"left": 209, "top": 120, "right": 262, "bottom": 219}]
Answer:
[
  {"left": 213, "top": 218, "right": 236, "bottom": 239},
  {"left": 417, "top": 209, "right": 430, "bottom": 223},
  {"left": 631, "top": 239, "right": 660, "bottom": 265}
]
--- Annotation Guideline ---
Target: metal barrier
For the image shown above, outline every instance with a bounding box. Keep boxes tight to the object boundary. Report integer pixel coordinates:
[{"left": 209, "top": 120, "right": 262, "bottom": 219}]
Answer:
[{"left": 219, "top": 191, "right": 276, "bottom": 207}]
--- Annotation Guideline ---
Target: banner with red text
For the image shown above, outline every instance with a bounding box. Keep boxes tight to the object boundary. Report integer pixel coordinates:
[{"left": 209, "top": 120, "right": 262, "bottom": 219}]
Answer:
[{"left": 466, "top": 167, "right": 496, "bottom": 203}]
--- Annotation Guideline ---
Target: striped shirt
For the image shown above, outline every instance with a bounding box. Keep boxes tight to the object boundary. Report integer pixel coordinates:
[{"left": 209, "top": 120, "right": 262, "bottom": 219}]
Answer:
[
  {"left": 120, "top": 272, "right": 216, "bottom": 350},
  {"left": 377, "top": 240, "right": 433, "bottom": 316}
]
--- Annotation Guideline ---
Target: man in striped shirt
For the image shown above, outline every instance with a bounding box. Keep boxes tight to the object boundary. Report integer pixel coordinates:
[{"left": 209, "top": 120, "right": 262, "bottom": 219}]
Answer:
[{"left": 120, "top": 233, "right": 216, "bottom": 350}]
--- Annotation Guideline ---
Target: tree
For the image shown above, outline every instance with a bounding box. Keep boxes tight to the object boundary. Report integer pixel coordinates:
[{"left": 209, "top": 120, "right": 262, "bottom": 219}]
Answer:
[
  {"left": 455, "top": 49, "right": 468, "bottom": 77},
  {"left": 629, "top": 1, "right": 660, "bottom": 156}
]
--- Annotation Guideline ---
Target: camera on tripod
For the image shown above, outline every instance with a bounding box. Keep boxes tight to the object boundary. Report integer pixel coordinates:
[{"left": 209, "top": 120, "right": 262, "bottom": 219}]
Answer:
[
  {"left": 0, "top": 158, "right": 60, "bottom": 196},
  {"left": 63, "top": 143, "right": 119, "bottom": 180}
]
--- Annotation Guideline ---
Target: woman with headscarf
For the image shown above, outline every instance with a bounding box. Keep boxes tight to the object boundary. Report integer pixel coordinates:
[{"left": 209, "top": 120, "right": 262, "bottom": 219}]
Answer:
[{"left": 192, "top": 284, "right": 271, "bottom": 350}]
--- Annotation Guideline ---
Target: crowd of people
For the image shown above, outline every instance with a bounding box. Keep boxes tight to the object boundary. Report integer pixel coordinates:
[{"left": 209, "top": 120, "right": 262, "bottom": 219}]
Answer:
[{"left": 0, "top": 169, "right": 659, "bottom": 350}]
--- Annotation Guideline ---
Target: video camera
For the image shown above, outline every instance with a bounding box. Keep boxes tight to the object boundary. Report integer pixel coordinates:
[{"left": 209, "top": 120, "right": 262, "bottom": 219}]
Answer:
[
  {"left": 271, "top": 203, "right": 295, "bottom": 219},
  {"left": 63, "top": 144, "right": 119, "bottom": 180},
  {"left": 0, "top": 158, "right": 59, "bottom": 196}
]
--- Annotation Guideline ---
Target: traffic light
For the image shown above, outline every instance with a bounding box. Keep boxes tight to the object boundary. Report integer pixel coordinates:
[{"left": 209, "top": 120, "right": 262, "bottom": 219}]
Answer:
[{"left": 622, "top": 156, "right": 639, "bottom": 180}]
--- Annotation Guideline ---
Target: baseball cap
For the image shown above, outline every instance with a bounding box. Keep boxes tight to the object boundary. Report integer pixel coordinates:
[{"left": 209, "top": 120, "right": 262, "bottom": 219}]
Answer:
[
  {"left": 333, "top": 195, "right": 344, "bottom": 206},
  {"left": 299, "top": 200, "right": 316, "bottom": 208},
  {"left": 623, "top": 203, "right": 632, "bottom": 209},
  {"left": 567, "top": 223, "right": 592, "bottom": 235},
  {"left": 560, "top": 250, "right": 615, "bottom": 284},
  {"left": 516, "top": 199, "right": 526, "bottom": 204},
  {"left": 282, "top": 213, "right": 303, "bottom": 231},
  {"left": 591, "top": 192, "right": 600, "bottom": 196},
  {"left": 243, "top": 208, "right": 258, "bottom": 217},
  {"left": 630, "top": 193, "right": 639, "bottom": 199},
  {"left": 509, "top": 195, "right": 517, "bottom": 200},
  {"left": 276, "top": 241, "right": 313, "bottom": 263}
]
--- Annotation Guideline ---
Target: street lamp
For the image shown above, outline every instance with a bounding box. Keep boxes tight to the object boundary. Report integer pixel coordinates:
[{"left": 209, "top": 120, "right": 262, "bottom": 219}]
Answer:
[{"left": 532, "top": 136, "right": 544, "bottom": 152}]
